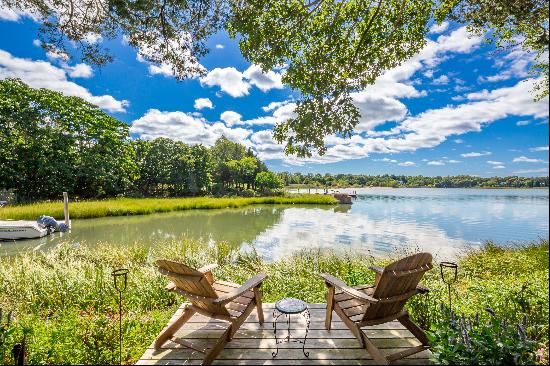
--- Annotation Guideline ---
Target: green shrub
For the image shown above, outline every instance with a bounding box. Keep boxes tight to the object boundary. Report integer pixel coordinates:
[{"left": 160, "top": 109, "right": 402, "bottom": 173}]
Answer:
[{"left": 430, "top": 306, "right": 538, "bottom": 364}]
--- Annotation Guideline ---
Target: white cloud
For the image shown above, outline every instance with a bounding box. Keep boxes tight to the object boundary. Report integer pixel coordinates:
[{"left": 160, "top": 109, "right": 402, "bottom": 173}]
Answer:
[
  {"left": 487, "top": 160, "right": 504, "bottom": 165},
  {"left": 454, "top": 139, "right": 464, "bottom": 144},
  {"left": 32, "top": 39, "right": 41, "bottom": 47},
  {"left": 130, "top": 109, "right": 251, "bottom": 145},
  {"left": 429, "top": 21, "right": 449, "bottom": 34},
  {"left": 239, "top": 102, "right": 297, "bottom": 126},
  {"left": 0, "top": 6, "right": 36, "bottom": 21},
  {"left": 200, "top": 65, "right": 284, "bottom": 97},
  {"left": 461, "top": 151, "right": 492, "bottom": 158},
  {"left": 193, "top": 97, "right": 213, "bottom": 110},
  {"left": 432, "top": 75, "right": 449, "bottom": 85},
  {"left": 492, "top": 165, "right": 506, "bottom": 169},
  {"left": 220, "top": 111, "right": 242, "bottom": 126},
  {"left": 513, "top": 156, "right": 546, "bottom": 163},
  {"left": 516, "top": 120, "right": 532, "bottom": 126},
  {"left": 63, "top": 63, "right": 93, "bottom": 78},
  {"left": 215, "top": 44, "right": 224, "bottom": 49},
  {"left": 200, "top": 67, "right": 250, "bottom": 97},
  {"left": 375, "top": 158, "right": 397, "bottom": 163},
  {"left": 447, "top": 160, "right": 461, "bottom": 164},
  {"left": 427, "top": 160, "right": 445, "bottom": 166},
  {"left": 243, "top": 64, "right": 284, "bottom": 92},
  {"left": 529, "top": 146, "right": 549, "bottom": 152},
  {"left": 398, "top": 161, "right": 416, "bottom": 166},
  {"left": 135, "top": 32, "right": 205, "bottom": 79},
  {"left": 0, "top": 49, "right": 128, "bottom": 112}
]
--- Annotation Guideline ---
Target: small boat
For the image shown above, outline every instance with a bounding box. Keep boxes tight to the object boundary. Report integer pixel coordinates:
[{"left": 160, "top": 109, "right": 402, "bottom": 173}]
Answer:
[
  {"left": 0, "top": 220, "right": 49, "bottom": 239},
  {"left": 0, "top": 192, "right": 71, "bottom": 240}
]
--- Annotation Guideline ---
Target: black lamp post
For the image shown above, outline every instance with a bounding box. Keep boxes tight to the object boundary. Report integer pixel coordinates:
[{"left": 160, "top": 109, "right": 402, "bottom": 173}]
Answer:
[{"left": 439, "top": 261, "right": 458, "bottom": 310}]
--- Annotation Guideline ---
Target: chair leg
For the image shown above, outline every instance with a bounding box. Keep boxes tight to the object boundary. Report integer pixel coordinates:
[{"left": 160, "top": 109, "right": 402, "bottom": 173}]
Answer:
[
  {"left": 154, "top": 306, "right": 195, "bottom": 349},
  {"left": 360, "top": 331, "right": 389, "bottom": 365},
  {"left": 325, "top": 286, "right": 335, "bottom": 330},
  {"left": 397, "top": 313, "right": 429, "bottom": 346},
  {"left": 202, "top": 326, "right": 232, "bottom": 365},
  {"left": 253, "top": 287, "right": 264, "bottom": 325}
]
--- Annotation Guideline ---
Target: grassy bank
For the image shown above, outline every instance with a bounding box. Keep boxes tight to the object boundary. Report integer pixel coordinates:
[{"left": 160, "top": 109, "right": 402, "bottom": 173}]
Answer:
[
  {"left": 0, "top": 195, "right": 336, "bottom": 220},
  {"left": 0, "top": 238, "right": 547, "bottom": 364}
]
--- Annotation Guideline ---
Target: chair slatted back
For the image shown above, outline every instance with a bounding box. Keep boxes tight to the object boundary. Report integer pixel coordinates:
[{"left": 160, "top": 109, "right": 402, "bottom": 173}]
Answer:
[
  {"left": 156, "top": 259, "right": 230, "bottom": 316},
  {"left": 362, "top": 253, "right": 432, "bottom": 322}
]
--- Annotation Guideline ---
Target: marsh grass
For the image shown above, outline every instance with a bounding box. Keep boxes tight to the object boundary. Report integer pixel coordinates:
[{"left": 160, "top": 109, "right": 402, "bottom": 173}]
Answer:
[
  {"left": 0, "top": 238, "right": 547, "bottom": 364},
  {"left": 0, "top": 195, "right": 336, "bottom": 220}
]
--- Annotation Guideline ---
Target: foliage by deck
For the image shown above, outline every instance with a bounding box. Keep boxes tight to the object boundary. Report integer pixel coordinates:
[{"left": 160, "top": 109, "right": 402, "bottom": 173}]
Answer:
[{"left": 0, "top": 238, "right": 547, "bottom": 364}]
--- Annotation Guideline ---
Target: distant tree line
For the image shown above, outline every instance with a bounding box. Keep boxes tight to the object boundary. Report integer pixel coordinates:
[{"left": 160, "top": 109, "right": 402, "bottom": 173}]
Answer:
[
  {"left": 279, "top": 173, "right": 549, "bottom": 189},
  {"left": 0, "top": 79, "right": 283, "bottom": 201}
]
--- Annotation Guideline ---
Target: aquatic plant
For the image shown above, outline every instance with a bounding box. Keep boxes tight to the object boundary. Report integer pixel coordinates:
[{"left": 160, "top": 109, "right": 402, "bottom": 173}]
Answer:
[{"left": 0, "top": 195, "right": 336, "bottom": 221}]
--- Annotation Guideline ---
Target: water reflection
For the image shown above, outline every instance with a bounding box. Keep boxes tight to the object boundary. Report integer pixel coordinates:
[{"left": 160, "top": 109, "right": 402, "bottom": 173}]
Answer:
[{"left": 1, "top": 189, "right": 548, "bottom": 260}]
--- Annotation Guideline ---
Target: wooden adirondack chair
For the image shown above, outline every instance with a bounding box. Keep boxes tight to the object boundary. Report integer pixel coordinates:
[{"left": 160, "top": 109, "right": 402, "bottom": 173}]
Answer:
[
  {"left": 320, "top": 252, "right": 433, "bottom": 365},
  {"left": 154, "top": 259, "right": 267, "bottom": 365}
]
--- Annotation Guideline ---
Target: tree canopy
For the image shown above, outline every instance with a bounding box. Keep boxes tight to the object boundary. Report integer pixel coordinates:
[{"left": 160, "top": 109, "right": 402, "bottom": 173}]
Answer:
[
  {"left": 0, "top": 79, "right": 274, "bottom": 201},
  {"left": 4, "top": 0, "right": 548, "bottom": 156}
]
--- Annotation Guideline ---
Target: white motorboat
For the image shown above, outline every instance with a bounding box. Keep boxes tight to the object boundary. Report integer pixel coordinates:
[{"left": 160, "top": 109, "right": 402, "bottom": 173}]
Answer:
[
  {"left": 0, "top": 192, "right": 71, "bottom": 240},
  {"left": 0, "top": 220, "right": 49, "bottom": 239}
]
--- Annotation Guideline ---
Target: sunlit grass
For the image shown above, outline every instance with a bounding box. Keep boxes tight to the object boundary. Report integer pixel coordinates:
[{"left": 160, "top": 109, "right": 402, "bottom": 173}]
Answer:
[
  {"left": 0, "top": 238, "right": 547, "bottom": 364},
  {"left": 0, "top": 195, "right": 337, "bottom": 220}
]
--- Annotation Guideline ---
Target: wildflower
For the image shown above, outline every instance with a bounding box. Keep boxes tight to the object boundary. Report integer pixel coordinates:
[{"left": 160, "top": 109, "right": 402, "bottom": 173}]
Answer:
[
  {"left": 474, "top": 312, "right": 479, "bottom": 326},
  {"left": 536, "top": 347, "right": 546, "bottom": 362},
  {"left": 460, "top": 315, "right": 472, "bottom": 350}
]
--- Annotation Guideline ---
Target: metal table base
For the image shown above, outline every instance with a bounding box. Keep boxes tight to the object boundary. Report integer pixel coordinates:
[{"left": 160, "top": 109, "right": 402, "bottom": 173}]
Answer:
[{"left": 272, "top": 306, "right": 311, "bottom": 358}]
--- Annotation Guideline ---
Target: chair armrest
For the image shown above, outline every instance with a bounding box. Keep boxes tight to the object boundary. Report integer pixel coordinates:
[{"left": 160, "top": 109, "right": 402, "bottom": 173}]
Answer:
[
  {"left": 368, "top": 265, "right": 384, "bottom": 274},
  {"left": 320, "top": 273, "right": 378, "bottom": 304},
  {"left": 213, "top": 274, "right": 268, "bottom": 305},
  {"left": 198, "top": 263, "right": 217, "bottom": 274},
  {"left": 165, "top": 281, "right": 176, "bottom": 291}
]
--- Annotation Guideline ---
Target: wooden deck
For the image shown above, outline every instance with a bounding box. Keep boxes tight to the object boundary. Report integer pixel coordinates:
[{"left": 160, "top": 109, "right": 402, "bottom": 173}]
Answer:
[{"left": 137, "top": 303, "right": 431, "bottom": 365}]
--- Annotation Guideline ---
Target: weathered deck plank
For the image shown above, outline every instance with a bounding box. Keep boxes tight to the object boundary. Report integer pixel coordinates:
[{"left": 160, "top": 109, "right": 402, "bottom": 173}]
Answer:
[{"left": 137, "top": 303, "right": 431, "bottom": 365}]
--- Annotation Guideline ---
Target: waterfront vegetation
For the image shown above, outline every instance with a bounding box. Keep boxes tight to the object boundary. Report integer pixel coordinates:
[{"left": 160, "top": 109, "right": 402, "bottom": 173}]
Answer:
[
  {"left": 0, "top": 238, "right": 547, "bottom": 364},
  {"left": 0, "top": 195, "right": 335, "bottom": 221},
  {"left": 281, "top": 172, "right": 549, "bottom": 189},
  {"left": 0, "top": 79, "right": 284, "bottom": 202}
]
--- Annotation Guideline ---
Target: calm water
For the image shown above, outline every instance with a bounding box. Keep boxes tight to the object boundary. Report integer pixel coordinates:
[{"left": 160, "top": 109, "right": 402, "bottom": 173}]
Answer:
[{"left": 1, "top": 188, "right": 548, "bottom": 260}]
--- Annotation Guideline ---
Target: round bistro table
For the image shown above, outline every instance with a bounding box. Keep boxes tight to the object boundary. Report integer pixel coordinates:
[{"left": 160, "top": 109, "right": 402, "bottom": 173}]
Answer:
[{"left": 272, "top": 298, "right": 311, "bottom": 358}]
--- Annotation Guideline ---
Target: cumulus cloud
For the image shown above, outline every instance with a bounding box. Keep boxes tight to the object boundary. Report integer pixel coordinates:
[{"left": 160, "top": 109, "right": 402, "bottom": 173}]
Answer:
[
  {"left": 220, "top": 110, "right": 242, "bottom": 126},
  {"left": 200, "top": 65, "right": 284, "bottom": 97},
  {"left": 63, "top": 63, "right": 93, "bottom": 78},
  {"left": 516, "top": 120, "right": 532, "bottom": 126},
  {"left": 215, "top": 44, "right": 224, "bottom": 49},
  {"left": 130, "top": 109, "right": 251, "bottom": 145},
  {"left": 243, "top": 64, "right": 284, "bottom": 92},
  {"left": 398, "top": 161, "right": 416, "bottom": 166},
  {"left": 427, "top": 160, "right": 445, "bottom": 166},
  {"left": 461, "top": 151, "right": 492, "bottom": 158},
  {"left": 529, "top": 146, "right": 548, "bottom": 152},
  {"left": 513, "top": 156, "right": 546, "bottom": 163},
  {"left": 432, "top": 75, "right": 449, "bottom": 85},
  {"left": 487, "top": 160, "right": 504, "bottom": 165},
  {"left": 200, "top": 67, "right": 251, "bottom": 97},
  {"left": 429, "top": 21, "right": 449, "bottom": 34},
  {"left": 193, "top": 97, "right": 213, "bottom": 110},
  {"left": 0, "top": 49, "right": 128, "bottom": 112}
]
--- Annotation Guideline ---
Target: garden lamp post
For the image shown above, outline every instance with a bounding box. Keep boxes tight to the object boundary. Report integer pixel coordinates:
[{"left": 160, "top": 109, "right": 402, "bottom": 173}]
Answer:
[
  {"left": 112, "top": 268, "right": 129, "bottom": 365},
  {"left": 439, "top": 261, "right": 458, "bottom": 310}
]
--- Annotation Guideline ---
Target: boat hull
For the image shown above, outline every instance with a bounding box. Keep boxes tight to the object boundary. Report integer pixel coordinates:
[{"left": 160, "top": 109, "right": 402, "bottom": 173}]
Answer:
[{"left": 0, "top": 221, "right": 49, "bottom": 240}]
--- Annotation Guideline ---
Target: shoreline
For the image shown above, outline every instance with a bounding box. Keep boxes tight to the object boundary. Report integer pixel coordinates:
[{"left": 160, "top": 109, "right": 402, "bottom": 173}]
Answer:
[{"left": 0, "top": 195, "right": 337, "bottom": 221}]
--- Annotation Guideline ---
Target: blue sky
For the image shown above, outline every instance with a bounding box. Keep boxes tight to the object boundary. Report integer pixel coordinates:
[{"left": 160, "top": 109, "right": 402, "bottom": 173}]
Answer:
[{"left": 0, "top": 11, "right": 548, "bottom": 177}]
